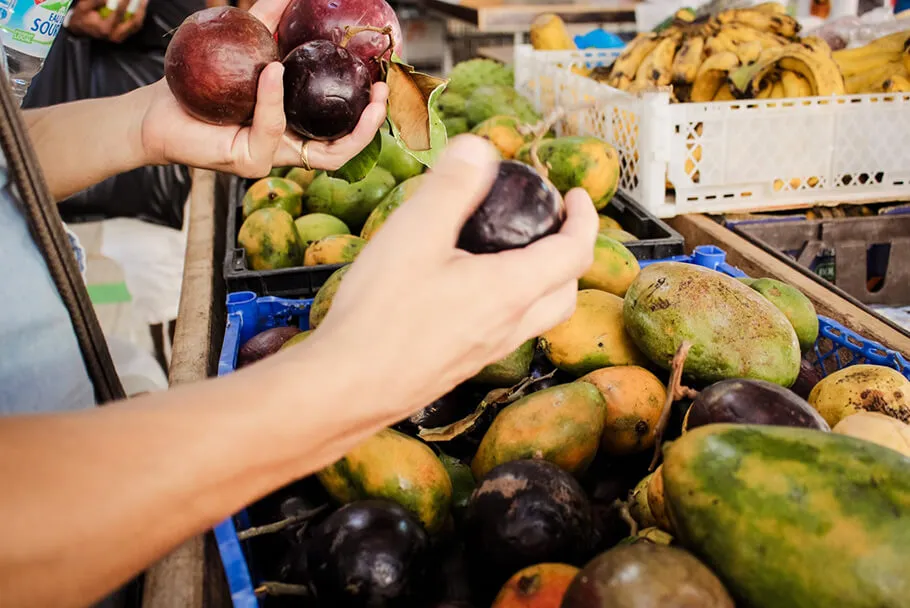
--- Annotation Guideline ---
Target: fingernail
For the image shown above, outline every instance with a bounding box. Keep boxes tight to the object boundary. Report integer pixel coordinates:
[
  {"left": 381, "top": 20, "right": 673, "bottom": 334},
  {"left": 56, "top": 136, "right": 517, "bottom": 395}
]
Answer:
[{"left": 445, "top": 135, "right": 498, "bottom": 168}]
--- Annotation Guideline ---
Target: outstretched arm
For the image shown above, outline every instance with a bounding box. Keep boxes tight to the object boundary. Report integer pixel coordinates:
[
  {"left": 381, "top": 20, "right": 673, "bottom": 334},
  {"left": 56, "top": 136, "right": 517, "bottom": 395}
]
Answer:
[
  {"left": 21, "top": 0, "right": 388, "bottom": 201},
  {"left": 0, "top": 136, "right": 599, "bottom": 608}
]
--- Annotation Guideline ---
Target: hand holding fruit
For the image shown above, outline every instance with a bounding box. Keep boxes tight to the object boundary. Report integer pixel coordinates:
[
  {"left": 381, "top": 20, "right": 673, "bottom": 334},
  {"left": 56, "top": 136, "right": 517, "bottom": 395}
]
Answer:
[
  {"left": 308, "top": 135, "right": 598, "bottom": 425},
  {"left": 66, "top": 0, "right": 149, "bottom": 43},
  {"left": 142, "top": 0, "right": 390, "bottom": 177}
]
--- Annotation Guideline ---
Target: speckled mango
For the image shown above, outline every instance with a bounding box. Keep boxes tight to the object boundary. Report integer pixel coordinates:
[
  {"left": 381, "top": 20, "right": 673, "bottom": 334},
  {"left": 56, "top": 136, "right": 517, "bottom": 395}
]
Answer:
[
  {"left": 491, "top": 563, "right": 579, "bottom": 608},
  {"left": 599, "top": 228, "right": 636, "bottom": 243},
  {"left": 516, "top": 136, "right": 620, "bottom": 210},
  {"left": 242, "top": 176, "right": 304, "bottom": 219},
  {"left": 317, "top": 428, "right": 453, "bottom": 533},
  {"left": 579, "top": 235, "right": 640, "bottom": 297},
  {"left": 740, "top": 277, "right": 819, "bottom": 352},
  {"left": 471, "top": 115, "right": 531, "bottom": 159},
  {"left": 579, "top": 365, "right": 666, "bottom": 456},
  {"left": 237, "top": 207, "right": 303, "bottom": 271},
  {"left": 540, "top": 290, "right": 646, "bottom": 376},
  {"left": 309, "top": 264, "right": 350, "bottom": 329},
  {"left": 808, "top": 364, "right": 910, "bottom": 427},
  {"left": 663, "top": 424, "right": 910, "bottom": 608},
  {"left": 472, "top": 338, "right": 536, "bottom": 386},
  {"left": 360, "top": 174, "right": 425, "bottom": 240},
  {"left": 303, "top": 234, "right": 366, "bottom": 266},
  {"left": 598, "top": 214, "right": 623, "bottom": 232},
  {"left": 623, "top": 263, "right": 801, "bottom": 387},
  {"left": 471, "top": 383, "right": 607, "bottom": 479}
]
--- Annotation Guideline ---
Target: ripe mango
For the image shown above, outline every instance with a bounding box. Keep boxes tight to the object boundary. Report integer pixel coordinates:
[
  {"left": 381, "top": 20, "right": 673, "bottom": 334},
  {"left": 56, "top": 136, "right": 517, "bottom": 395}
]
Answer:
[
  {"left": 471, "top": 115, "right": 531, "bottom": 159},
  {"left": 242, "top": 176, "right": 304, "bottom": 219},
  {"left": 808, "top": 364, "right": 910, "bottom": 427},
  {"left": 598, "top": 214, "right": 623, "bottom": 232},
  {"left": 623, "top": 263, "right": 801, "bottom": 386},
  {"left": 303, "top": 234, "right": 366, "bottom": 266},
  {"left": 279, "top": 330, "right": 312, "bottom": 350},
  {"left": 293, "top": 213, "right": 350, "bottom": 249},
  {"left": 284, "top": 167, "right": 317, "bottom": 192},
  {"left": 306, "top": 166, "right": 397, "bottom": 229},
  {"left": 740, "top": 277, "right": 819, "bottom": 352},
  {"left": 237, "top": 207, "right": 303, "bottom": 271},
  {"left": 472, "top": 339, "right": 535, "bottom": 386},
  {"left": 599, "top": 227, "right": 636, "bottom": 243},
  {"left": 377, "top": 129, "right": 424, "bottom": 183},
  {"left": 360, "top": 174, "right": 425, "bottom": 240},
  {"left": 833, "top": 411, "right": 910, "bottom": 457},
  {"left": 471, "top": 382, "right": 607, "bottom": 479},
  {"left": 579, "top": 235, "right": 639, "bottom": 297},
  {"left": 540, "top": 290, "right": 646, "bottom": 376},
  {"left": 516, "top": 136, "right": 620, "bottom": 210},
  {"left": 309, "top": 264, "right": 350, "bottom": 329}
]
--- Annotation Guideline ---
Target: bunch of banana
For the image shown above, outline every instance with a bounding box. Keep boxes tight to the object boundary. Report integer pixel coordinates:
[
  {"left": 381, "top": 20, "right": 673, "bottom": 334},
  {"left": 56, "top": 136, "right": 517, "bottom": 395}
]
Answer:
[
  {"left": 727, "top": 36, "right": 846, "bottom": 99},
  {"left": 599, "top": 2, "right": 803, "bottom": 102},
  {"left": 833, "top": 29, "right": 910, "bottom": 94}
]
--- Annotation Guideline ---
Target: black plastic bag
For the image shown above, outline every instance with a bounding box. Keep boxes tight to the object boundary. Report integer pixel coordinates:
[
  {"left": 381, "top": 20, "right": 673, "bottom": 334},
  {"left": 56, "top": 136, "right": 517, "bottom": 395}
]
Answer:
[{"left": 22, "top": 0, "right": 205, "bottom": 230}]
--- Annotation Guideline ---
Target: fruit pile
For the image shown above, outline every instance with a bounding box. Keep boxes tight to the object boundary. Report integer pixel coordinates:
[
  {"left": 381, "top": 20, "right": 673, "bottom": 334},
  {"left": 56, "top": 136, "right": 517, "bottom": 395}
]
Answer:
[
  {"left": 236, "top": 129, "right": 425, "bottom": 271},
  {"left": 589, "top": 3, "right": 850, "bottom": 102},
  {"left": 834, "top": 29, "right": 910, "bottom": 93},
  {"left": 234, "top": 253, "right": 910, "bottom": 606}
]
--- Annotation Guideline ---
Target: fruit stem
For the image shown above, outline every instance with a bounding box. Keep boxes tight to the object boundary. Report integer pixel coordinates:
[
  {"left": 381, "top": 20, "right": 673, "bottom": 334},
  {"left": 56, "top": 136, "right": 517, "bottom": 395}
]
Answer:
[
  {"left": 340, "top": 24, "right": 393, "bottom": 51},
  {"left": 614, "top": 498, "right": 639, "bottom": 536},
  {"left": 235, "top": 505, "right": 327, "bottom": 541},
  {"left": 649, "top": 341, "right": 698, "bottom": 471},
  {"left": 254, "top": 582, "right": 310, "bottom": 597},
  {"left": 526, "top": 101, "right": 597, "bottom": 178}
]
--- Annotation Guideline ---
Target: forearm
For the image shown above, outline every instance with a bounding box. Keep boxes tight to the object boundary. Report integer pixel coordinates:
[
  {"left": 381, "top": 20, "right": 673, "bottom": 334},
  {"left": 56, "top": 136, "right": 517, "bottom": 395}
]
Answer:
[
  {"left": 0, "top": 337, "right": 386, "bottom": 608},
  {"left": 22, "top": 85, "right": 153, "bottom": 201}
]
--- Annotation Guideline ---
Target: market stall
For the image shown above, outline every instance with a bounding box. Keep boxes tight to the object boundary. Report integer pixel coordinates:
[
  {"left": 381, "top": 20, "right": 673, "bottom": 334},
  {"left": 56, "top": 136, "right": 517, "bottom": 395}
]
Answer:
[{"left": 143, "top": 1, "right": 910, "bottom": 606}]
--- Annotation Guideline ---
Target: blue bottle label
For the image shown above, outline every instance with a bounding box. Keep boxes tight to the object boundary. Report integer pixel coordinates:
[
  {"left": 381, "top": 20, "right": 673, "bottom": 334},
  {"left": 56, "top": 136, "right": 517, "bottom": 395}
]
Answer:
[{"left": 0, "top": 0, "right": 73, "bottom": 59}]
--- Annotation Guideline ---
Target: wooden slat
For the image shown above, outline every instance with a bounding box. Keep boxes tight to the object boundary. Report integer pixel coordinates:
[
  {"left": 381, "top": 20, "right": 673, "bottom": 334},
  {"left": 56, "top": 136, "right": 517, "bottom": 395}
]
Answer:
[
  {"left": 477, "top": 44, "right": 516, "bottom": 62},
  {"left": 668, "top": 214, "right": 910, "bottom": 356},
  {"left": 423, "top": 0, "right": 635, "bottom": 31},
  {"left": 142, "top": 170, "right": 217, "bottom": 608}
]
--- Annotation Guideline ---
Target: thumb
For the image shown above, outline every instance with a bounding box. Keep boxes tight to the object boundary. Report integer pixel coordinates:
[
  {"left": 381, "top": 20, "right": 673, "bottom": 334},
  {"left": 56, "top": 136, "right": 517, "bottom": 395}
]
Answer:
[{"left": 402, "top": 135, "right": 499, "bottom": 246}]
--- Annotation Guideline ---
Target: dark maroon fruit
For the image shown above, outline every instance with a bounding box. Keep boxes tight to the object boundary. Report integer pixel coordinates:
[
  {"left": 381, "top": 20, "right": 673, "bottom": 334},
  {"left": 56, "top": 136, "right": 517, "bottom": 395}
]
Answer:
[
  {"left": 457, "top": 161, "right": 565, "bottom": 254},
  {"left": 282, "top": 39, "right": 372, "bottom": 141},
  {"left": 277, "top": 0, "right": 403, "bottom": 82},
  {"left": 684, "top": 378, "right": 830, "bottom": 432},
  {"left": 463, "top": 459, "right": 594, "bottom": 589},
  {"left": 394, "top": 384, "right": 480, "bottom": 436},
  {"left": 165, "top": 7, "right": 279, "bottom": 125},
  {"left": 306, "top": 499, "right": 430, "bottom": 607},
  {"left": 790, "top": 358, "right": 822, "bottom": 400},
  {"left": 237, "top": 326, "right": 301, "bottom": 367}
]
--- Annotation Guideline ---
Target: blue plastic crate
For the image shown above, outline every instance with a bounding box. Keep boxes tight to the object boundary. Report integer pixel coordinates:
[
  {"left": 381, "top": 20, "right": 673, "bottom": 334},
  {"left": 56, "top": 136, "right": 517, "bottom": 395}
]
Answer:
[
  {"left": 212, "top": 254, "right": 910, "bottom": 606},
  {"left": 214, "top": 291, "right": 314, "bottom": 608},
  {"left": 640, "top": 245, "right": 910, "bottom": 380}
]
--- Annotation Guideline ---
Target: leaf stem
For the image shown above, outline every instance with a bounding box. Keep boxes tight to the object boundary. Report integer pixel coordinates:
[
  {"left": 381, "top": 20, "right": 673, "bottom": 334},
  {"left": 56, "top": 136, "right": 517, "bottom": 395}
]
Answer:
[
  {"left": 649, "top": 341, "right": 698, "bottom": 471},
  {"left": 235, "top": 505, "right": 327, "bottom": 541},
  {"left": 254, "top": 582, "right": 311, "bottom": 597},
  {"left": 340, "top": 25, "right": 393, "bottom": 51}
]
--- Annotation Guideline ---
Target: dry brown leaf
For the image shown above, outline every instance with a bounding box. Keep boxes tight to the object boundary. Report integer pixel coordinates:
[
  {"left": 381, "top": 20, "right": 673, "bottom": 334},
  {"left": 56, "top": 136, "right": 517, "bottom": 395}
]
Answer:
[{"left": 387, "top": 63, "right": 445, "bottom": 151}]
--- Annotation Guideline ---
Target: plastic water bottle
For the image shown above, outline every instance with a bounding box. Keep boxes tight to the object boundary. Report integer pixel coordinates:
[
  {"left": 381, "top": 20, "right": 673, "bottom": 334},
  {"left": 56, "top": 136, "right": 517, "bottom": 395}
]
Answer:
[{"left": 0, "top": 0, "right": 74, "bottom": 105}]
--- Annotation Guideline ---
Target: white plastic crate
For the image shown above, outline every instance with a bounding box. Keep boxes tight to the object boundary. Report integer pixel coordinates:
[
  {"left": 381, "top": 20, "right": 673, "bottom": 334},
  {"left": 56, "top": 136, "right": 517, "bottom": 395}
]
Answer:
[{"left": 514, "top": 45, "right": 910, "bottom": 218}]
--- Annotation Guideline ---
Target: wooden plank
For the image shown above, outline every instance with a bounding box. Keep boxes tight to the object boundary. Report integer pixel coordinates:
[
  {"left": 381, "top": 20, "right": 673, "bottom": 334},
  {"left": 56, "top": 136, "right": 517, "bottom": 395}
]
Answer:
[
  {"left": 142, "top": 170, "right": 217, "bottom": 608},
  {"left": 423, "top": 0, "right": 634, "bottom": 31},
  {"left": 668, "top": 214, "right": 910, "bottom": 356}
]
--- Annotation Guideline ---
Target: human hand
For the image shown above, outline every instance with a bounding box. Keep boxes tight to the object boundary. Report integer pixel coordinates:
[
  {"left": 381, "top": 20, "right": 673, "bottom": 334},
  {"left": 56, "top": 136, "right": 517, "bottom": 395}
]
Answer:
[
  {"left": 139, "top": 0, "right": 388, "bottom": 176},
  {"left": 310, "top": 135, "right": 599, "bottom": 425},
  {"left": 66, "top": 0, "right": 149, "bottom": 43}
]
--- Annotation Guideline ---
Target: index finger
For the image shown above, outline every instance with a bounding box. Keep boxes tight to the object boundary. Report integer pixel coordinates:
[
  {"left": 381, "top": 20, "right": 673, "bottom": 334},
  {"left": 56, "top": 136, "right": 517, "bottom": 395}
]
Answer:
[{"left": 249, "top": 0, "right": 291, "bottom": 32}]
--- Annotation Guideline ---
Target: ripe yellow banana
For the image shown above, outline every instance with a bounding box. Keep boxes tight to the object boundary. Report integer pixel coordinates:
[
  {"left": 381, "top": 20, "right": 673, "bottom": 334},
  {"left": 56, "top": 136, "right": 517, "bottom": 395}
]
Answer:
[
  {"left": 671, "top": 35, "right": 706, "bottom": 85},
  {"left": 713, "top": 85, "right": 736, "bottom": 100},
  {"left": 832, "top": 30, "right": 910, "bottom": 64},
  {"left": 728, "top": 45, "right": 787, "bottom": 96},
  {"left": 735, "top": 40, "right": 764, "bottom": 64},
  {"left": 834, "top": 44, "right": 906, "bottom": 76},
  {"left": 705, "top": 29, "right": 739, "bottom": 56},
  {"left": 716, "top": 8, "right": 801, "bottom": 39},
  {"left": 530, "top": 14, "right": 576, "bottom": 50},
  {"left": 608, "top": 33, "right": 660, "bottom": 89},
  {"left": 635, "top": 33, "right": 681, "bottom": 87},
  {"left": 777, "top": 37, "right": 846, "bottom": 96},
  {"left": 691, "top": 51, "right": 740, "bottom": 102},
  {"left": 844, "top": 61, "right": 906, "bottom": 93},
  {"left": 755, "top": 78, "right": 774, "bottom": 98},
  {"left": 780, "top": 70, "right": 812, "bottom": 97},
  {"left": 769, "top": 80, "right": 785, "bottom": 98},
  {"left": 903, "top": 47, "right": 910, "bottom": 74},
  {"left": 882, "top": 74, "right": 910, "bottom": 92},
  {"left": 752, "top": 2, "right": 788, "bottom": 15}
]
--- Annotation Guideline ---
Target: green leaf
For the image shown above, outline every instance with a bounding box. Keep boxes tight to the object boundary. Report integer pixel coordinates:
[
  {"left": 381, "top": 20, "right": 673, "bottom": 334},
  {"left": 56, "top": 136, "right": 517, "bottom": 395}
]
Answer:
[
  {"left": 386, "top": 61, "right": 449, "bottom": 169},
  {"left": 329, "top": 131, "right": 382, "bottom": 183}
]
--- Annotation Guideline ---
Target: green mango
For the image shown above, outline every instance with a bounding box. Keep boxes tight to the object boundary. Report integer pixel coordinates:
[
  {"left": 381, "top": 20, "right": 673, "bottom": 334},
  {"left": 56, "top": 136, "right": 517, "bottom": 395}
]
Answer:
[
  {"left": 377, "top": 130, "right": 424, "bottom": 183},
  {"left": 740, "top": 277, "right": 819, "bottom": 352},
  {"left": 242, "top": 177, "right": 304, "bottom": 219},
  {"left": 306, "top": 167, "right": 396, "bottom": 230},
  {"left": 471, "top": 339, "right": 535, "bottom": 386}
]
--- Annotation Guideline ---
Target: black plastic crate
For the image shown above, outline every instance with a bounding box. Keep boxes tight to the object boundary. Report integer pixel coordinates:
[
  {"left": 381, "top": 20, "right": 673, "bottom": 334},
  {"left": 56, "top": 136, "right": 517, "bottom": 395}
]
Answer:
[{"left": 224, "top": 176, "right": 685, "bottom": 298}]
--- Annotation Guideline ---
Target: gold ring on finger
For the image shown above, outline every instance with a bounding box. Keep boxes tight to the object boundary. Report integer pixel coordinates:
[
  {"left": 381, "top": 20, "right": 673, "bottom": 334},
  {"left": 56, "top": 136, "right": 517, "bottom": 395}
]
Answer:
[{"left": 299, "top": 140, "right": 312, "bottom": 172}]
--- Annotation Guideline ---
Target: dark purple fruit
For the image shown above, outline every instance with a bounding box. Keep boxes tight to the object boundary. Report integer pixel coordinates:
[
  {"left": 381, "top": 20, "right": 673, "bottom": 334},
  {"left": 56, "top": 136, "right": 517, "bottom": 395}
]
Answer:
[
  {"left": 282, "top": 39, "right": 372, "bottom": 141},
  {"left": 684, "top": 378, "right": 830, "bottom": 432},
  {"left": 237, "top": 326, "right": 301, "bottom": 367},
  {"left": 457, "top": 161, "right": 565, "bottom": 254},
  {"left": 165, "top": 7, "right": 279, "bottom": 125},
  {"left": 790, "top": 358, "right": 822, "bottom": 400},
  {"left": 277, "top": 0, "right": 403, "bottom": 82},
  {"left": 394, "top": 384, "right": 480, "bottom": 436},
  {"left": 306, "top": 499, "right": 430, "bottom": 607},
  {"left": 463, "top": 459, "right": 594, "bottom": 590}
]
